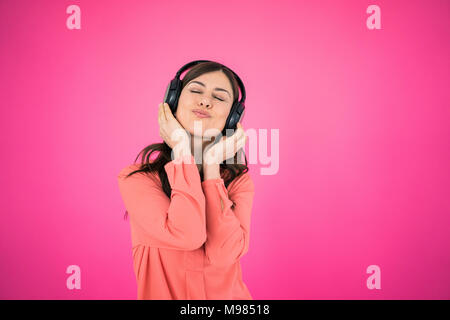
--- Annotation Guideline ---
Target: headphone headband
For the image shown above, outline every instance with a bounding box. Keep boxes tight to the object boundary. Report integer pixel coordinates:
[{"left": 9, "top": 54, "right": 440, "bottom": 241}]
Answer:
[{"left": 174, "top": 60, "right": 246, "bottom": 103}]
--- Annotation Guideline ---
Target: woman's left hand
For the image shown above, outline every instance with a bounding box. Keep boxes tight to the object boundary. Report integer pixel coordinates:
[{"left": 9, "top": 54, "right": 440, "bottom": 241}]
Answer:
[{"left": 203, "top": 122, "right": 247, "bottom": 165}]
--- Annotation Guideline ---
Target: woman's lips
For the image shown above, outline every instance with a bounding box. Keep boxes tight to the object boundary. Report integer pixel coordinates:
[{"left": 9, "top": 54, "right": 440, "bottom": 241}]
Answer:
[{"left": 192, "top": 110, "right": 211, "bottom": 118}]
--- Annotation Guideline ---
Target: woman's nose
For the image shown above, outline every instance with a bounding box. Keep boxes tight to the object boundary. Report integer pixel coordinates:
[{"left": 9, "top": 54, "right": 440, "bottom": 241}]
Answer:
[{"left": 199, "top": 99, "right": 211, "bottom": 108}]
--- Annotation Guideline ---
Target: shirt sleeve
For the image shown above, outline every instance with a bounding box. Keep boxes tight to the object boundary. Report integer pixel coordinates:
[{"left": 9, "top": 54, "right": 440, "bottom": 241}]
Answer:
[
  {"left": 201, "top": 172, "right": 255, "bottom": 267},
  {"left": 117, "top": 154, "right": 207, "bottom": 251}
]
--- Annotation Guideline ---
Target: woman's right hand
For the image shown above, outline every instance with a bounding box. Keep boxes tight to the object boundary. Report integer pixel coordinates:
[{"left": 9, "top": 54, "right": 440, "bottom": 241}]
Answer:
[{"left": 158, "top": 102, "right": 191, "bottom": 159}]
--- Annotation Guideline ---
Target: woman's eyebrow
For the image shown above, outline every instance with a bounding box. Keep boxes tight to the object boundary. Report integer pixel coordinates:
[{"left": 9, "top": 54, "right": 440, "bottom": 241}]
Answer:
[{"left": 189, "top": 80, "right": 231, "bottom": 98}]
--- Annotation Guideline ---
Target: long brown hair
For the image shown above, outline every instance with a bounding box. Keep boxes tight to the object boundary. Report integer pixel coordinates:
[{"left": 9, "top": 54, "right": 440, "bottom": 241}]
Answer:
[{"left": 122, "top": 61, "right": 248, "bottom": 220}]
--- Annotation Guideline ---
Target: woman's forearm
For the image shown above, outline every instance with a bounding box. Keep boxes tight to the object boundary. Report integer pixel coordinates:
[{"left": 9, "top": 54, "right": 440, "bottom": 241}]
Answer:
[{"left": 203, "top": 163, "right": 220, "bottom": 181}]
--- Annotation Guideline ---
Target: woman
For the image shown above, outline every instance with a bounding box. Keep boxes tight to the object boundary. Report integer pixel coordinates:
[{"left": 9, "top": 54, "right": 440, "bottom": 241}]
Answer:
[{"left": 117, "top": 61, "right": 255, "bottom": 300}]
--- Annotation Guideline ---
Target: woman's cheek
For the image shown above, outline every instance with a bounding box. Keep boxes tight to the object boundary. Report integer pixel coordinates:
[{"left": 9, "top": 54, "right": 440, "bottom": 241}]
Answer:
[
  {"left": 179, "top": 110, "right": 191, "bottom": 129},
  {"left": 219, "top": 115, "right": 228, "bottom": 128}
]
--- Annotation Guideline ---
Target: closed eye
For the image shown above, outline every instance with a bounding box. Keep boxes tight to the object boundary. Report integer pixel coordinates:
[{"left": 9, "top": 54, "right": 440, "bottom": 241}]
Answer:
[{"left": 190, "top": 90, "right": 225, "bottom": 101}]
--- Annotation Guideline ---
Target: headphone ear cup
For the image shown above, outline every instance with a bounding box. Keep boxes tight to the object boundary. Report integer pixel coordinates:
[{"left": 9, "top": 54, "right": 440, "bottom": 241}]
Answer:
[
  {"left": 237, "top": 107, "right": 245, "bottom": 123},
  {"left": 164, "top": 79, "right": 182, "bottom": 115},
  {"left": 222, "top": 102, "right": 235, "bottom": 137},
  {"left": 223, "top": 102, "right": 245, "bottom": 137}
]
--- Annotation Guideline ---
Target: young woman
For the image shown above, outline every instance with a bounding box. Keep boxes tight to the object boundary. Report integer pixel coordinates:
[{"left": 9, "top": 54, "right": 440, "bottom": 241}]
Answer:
[{"left": 117, "top": 61, "right": 255, "bottom": 300}]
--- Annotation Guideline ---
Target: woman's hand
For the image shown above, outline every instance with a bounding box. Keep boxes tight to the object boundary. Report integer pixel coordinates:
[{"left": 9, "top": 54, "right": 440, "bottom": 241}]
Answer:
[
  {"left": 203, "top": 122, "right": 247, "bottom": 165},
  {"left": 158, "top": 102, "right": 191, "bottom": 159}
]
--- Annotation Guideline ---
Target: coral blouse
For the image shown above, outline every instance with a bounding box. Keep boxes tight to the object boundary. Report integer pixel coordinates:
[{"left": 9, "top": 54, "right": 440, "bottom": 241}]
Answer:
[{"left": 117, "top": 153, "right": 255, "bottom": 300}]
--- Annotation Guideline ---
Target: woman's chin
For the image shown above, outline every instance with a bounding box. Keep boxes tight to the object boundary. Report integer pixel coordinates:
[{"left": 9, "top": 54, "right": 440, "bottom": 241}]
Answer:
[{"left": 187, "top": 126, "right": 222, "bottom": 139}]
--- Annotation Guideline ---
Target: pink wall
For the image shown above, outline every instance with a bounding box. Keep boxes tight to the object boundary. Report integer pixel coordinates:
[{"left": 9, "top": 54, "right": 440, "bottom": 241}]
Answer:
[{"left": 0, "top": 0, "right": 449, "bottom": 299}]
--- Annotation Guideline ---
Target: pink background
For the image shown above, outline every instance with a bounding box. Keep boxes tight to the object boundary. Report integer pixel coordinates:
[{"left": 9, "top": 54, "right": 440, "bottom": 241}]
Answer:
[{"left": 0, "top": 0, "right": 449, "bottom": 299}]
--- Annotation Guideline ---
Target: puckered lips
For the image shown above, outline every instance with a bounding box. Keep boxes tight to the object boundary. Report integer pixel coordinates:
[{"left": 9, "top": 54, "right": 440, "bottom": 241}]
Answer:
[{"left": 192, "top": 109, "right": 211, "bottom": 118}]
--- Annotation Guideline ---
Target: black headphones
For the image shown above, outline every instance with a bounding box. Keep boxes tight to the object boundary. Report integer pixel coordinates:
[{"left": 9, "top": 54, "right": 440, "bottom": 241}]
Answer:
[{"left": 163, "top": 60, "right": 246, "bottom": 137}]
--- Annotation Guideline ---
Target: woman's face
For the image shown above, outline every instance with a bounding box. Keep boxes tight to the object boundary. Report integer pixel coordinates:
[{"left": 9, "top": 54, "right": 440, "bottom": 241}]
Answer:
[{"left": 175, "top": 71, "right": 234, "bottom": 138}]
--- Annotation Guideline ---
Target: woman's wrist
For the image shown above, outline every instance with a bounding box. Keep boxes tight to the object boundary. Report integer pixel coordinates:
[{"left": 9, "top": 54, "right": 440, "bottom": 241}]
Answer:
[
  {"left": 172, "top": 143, "right": 192, "bottom": 162},
  {"left": 203, "top": 163, "right": 220, "bottom": 180}
]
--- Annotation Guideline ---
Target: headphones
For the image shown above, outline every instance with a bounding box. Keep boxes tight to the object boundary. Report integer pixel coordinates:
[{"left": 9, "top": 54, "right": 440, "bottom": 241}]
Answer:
[{"left": 163, "top": 60, "right": 246, "bottom": 137}]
